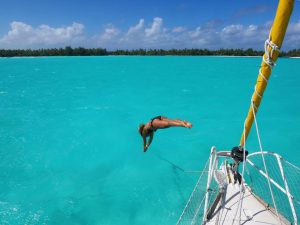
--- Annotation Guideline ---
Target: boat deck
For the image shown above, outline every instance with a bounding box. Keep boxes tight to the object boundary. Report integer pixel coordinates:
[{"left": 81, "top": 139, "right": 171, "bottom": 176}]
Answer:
[{"left": 205, "top": 174, "right": 290, "bottom": 225}]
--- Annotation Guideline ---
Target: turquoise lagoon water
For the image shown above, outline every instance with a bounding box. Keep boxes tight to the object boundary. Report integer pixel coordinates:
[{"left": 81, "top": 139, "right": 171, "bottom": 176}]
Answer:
[{"left": 0, "top": 56, "right": 299, "bottom": 224}]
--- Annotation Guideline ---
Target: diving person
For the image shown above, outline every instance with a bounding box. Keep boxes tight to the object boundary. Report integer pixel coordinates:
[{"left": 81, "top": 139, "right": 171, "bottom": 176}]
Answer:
[{"left": 138, "top": 116, "right": 192, "bottom": 152}]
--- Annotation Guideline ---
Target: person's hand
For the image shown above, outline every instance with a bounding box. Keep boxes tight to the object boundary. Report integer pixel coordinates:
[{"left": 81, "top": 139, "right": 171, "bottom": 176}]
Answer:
[{"left": 144, "top": 145, "right": 149, "bottom": 152}]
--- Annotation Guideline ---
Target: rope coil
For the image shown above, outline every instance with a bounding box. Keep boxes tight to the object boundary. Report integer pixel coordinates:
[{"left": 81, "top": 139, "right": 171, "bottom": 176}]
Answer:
[{"left": 263, "top": 33, "right": 280, "bottom": 69}]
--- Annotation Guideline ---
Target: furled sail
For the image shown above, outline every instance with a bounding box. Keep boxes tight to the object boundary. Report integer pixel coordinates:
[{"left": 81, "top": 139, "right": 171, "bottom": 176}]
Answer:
[{"left": 240, "top": 0, "right": 295, "bottom": 146}]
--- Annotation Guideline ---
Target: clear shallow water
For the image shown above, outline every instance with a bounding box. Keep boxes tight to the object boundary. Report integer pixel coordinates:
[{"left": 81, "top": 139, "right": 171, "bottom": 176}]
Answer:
[{"left": 0, "top": 56, "right": 299, "bottom": 224}]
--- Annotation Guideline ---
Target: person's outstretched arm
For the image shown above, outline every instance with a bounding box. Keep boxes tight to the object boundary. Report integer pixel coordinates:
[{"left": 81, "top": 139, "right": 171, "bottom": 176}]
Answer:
[
  {"left": 143, "top": 135, "right": 147, "bottom": 151},
  {"left": 144, "top": 132, "right": 153, "bottom": 152}
]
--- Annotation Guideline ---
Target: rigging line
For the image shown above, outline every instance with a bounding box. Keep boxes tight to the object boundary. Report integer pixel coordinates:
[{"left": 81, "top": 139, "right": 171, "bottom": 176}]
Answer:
[
  {"left": 251, "top": 101, "right": 283, "bottom": 225},
  {"left": 191, "top": 193, "right": 207, "bottom": 225},
  {"left": 237, "top": 122, "right": 248, "bottom": 225},
  {"left": 284, "top": 160, "right": 300, "bottom": 172},
  {"left": 176, "top": 158, "right": 210, "bottom": 225},
  {"left": 232, "top": 121, "right": 248, "bottom": 225}
]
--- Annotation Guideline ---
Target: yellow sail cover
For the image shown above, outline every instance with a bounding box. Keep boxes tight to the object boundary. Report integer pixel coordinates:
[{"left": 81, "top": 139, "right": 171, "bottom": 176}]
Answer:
[{"left": 240, "top": 0, "right": 294, "bottom": 146}]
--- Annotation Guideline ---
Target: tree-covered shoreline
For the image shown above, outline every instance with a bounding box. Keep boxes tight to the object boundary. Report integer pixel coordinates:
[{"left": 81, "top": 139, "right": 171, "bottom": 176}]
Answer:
[{"left": 1, "top": 46, "right": 300, "bottom": 57}]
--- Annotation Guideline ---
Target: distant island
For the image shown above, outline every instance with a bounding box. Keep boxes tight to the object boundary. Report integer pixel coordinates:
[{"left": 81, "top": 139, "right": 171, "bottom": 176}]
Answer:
[{"left": 1, "top": 46, "right": 300, "bottom": 57}]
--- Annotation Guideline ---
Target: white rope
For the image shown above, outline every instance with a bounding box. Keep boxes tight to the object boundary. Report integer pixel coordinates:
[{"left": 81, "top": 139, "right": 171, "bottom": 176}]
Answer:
[
  {"left": 249, "top": 33, "right": 280, "bottom": 140},
  {"left": 254, "top": 85, "right": 262, "bottom": 98},
  {"left": 253, "top": 34, "right": 280, "bottom": 108},
  {"left": 263, "top": 33, "right": 280, "bottom": 69},
  {"left": 251, "top": 99, "right": 258, "bottom": 111},
  {"left": 259, "top": 69, "right": 268, "bottom": 82},
  {"left": 237, "top": 33, "right": 281, "bottom": 225},
  {"left": 251, "top": 101, "right": 283, "bottom": 225},
  {"left": 250, "top": 32, "right": 282, "bottom": 224}
]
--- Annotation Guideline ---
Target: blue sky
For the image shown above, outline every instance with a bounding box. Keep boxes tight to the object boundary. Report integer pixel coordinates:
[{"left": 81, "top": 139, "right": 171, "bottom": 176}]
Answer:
[{"left": 0, "top": 0, "right": 299, "bottom": 50}]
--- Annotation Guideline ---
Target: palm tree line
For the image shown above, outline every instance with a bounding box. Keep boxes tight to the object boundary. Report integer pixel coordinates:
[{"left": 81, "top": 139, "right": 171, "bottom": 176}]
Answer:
[{"left": 1, "top": 46, "right": 299, "bottom": 57}]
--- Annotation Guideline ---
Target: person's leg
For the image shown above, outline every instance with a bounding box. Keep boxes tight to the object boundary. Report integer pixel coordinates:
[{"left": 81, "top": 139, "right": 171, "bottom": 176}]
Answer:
[
  {"left": 160, "top": 117, "right": 192, "bottom": 128},
  {"left": 152, "top": 119, "right": 183, "bottom": 129},
  {"left": 152, "top": 118, "right": 192, "bottom": 129},
  {"left": 161, "top": 117, "right": 181, "bottom": 123}
]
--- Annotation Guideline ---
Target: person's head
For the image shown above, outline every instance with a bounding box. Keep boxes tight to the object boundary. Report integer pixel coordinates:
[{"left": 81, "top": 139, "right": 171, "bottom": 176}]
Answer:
[{"left": 138, "top": 124, "right": 145, "bottom": 136}]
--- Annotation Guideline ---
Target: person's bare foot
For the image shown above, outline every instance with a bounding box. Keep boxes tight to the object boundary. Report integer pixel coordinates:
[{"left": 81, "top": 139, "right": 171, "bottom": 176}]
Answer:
[{"left": 183, "top": 121, "right": 192, "bottom": 128}]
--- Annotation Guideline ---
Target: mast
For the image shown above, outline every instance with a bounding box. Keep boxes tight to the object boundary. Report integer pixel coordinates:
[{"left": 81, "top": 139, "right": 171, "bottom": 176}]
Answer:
[{"left": 240, "top": 0, "right": 295, "bottom": 146}]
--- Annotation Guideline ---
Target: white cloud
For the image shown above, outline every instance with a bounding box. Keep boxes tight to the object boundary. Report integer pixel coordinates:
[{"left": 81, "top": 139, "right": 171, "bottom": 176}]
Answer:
[
  {"left": 145, "top": 17, "right": 163, "bottom": 38},
  {"left": 185, "top": 25, "right": 220, "bottom": 49},
  {"left": 222, "top": 24, "right": 244, "bottom": 35},
  {"left": 172, "top": 27, "right": 186, "bottom": 33},
  {"left": 99, "top": 25, "right": 120, "bottom": 41},
  {"left": 118, "top": 19, "right": 145, "bottom": 47},
  {"left": 188, "top": 27, "right": 199, "bottom": 39},
  {"left": 0, "top": 19, "right": 299, "bottom": 50},
  {"left": 215, "top": 23, "right": 270, "bottom": 49},
  {"left": 117, "top": 17, "right": 171, "bottom": 49},
  {"left": 287, "top": 20, "right": 300, "bottom": 33},
  {"left": 285, "top": 20, "right": 300, "bottom": 49},
  {"left": 127, "top": 19, "right": 145, "bottom": 36},
  {"left": 0, "top": 21, "right": 85, "bottom": 49},
  {"left": 91, "top": 25, "right": 120, "bottom": 49}
]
